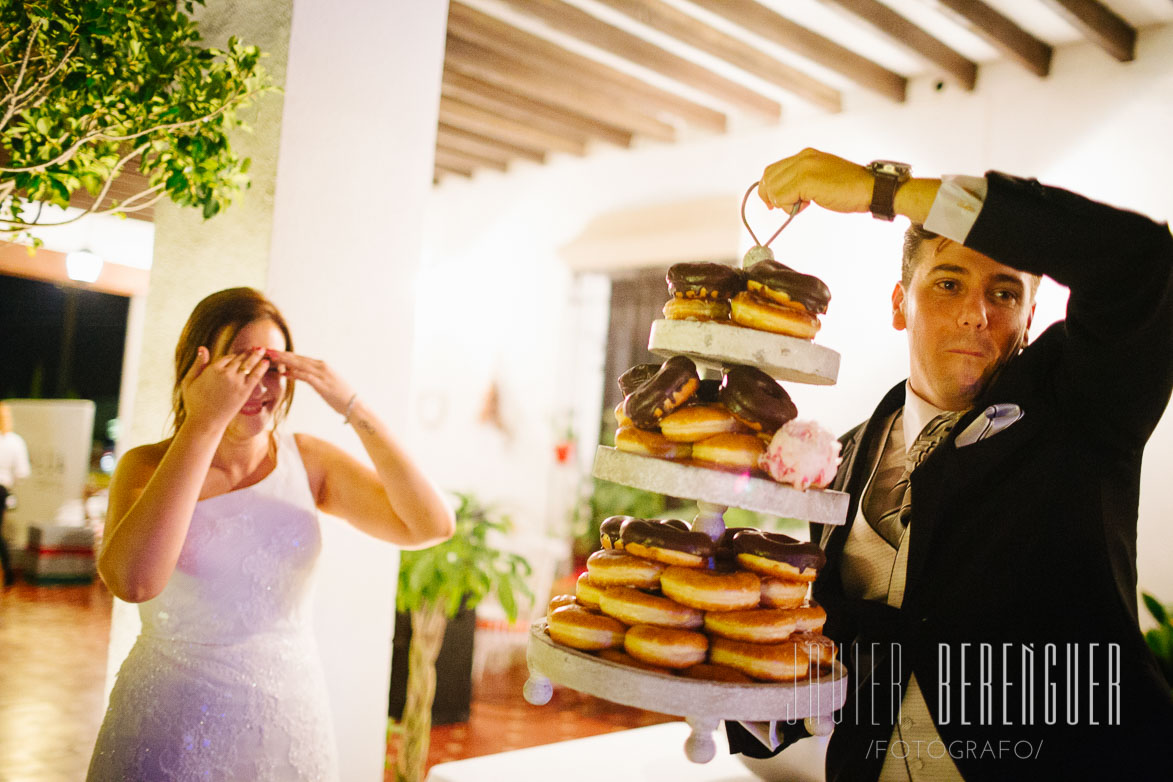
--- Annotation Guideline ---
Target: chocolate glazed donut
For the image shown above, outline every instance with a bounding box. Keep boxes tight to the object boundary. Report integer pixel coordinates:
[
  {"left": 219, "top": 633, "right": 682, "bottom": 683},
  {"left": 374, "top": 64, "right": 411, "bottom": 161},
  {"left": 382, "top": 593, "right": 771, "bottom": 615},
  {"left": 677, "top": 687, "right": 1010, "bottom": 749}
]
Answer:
[
  {"left": 745, "top": 259, "right": 831, "bottom": 314},
  {"left": 666, "top": 262, "right": 744, "bottom": 300},
  {"left": 731, "top": 530, "right": 826, "bottom": 576},
  {"left": 715, "top": 526, "right": 756, "bottom": 565},
  {"left": 623, "top": 356, "right": 700, "bottom": 429},
  {"left": 620, "top": 518, "right": 715, "bottom": 566},
  {"left": 719, "top": 365, "right": 797, "bottom": 432},
  {"left": 618, "top": 364, "right": 660, "bottom": 397},
  {"left": 600, "top": 515, "right": 634, "bottom": 549}
]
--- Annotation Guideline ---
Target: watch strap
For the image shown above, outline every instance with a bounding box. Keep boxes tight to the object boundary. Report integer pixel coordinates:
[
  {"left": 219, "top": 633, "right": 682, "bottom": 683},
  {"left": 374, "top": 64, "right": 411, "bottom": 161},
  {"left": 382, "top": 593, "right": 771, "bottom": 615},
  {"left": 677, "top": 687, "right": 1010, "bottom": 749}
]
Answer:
[{"left": 868, "top": 161, "right": 910, "bottom": 222}]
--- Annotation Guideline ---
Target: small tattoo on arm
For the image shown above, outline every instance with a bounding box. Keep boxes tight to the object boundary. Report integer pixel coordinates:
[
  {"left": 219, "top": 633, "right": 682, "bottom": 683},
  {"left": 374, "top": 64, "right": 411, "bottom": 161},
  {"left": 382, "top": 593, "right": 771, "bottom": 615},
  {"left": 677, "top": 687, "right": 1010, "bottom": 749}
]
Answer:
[{"left": 355, "top": 419, "right": 376, "bottom": 434}]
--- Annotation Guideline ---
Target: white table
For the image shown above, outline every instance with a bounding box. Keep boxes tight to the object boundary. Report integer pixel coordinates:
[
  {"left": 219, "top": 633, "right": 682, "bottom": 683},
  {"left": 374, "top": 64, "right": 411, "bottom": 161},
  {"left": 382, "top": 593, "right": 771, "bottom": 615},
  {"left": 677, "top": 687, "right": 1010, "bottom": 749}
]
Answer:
[{"left": 424, "top": 721, "right": 828, "bottom": 782}]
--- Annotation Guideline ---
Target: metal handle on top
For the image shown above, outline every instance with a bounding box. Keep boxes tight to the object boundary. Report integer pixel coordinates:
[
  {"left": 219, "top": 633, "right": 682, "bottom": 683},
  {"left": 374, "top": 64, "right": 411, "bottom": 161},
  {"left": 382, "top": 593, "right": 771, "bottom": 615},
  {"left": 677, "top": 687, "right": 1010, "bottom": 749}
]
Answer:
[{"left": 741, "top": 181, "right": 802, "bottom": 265}]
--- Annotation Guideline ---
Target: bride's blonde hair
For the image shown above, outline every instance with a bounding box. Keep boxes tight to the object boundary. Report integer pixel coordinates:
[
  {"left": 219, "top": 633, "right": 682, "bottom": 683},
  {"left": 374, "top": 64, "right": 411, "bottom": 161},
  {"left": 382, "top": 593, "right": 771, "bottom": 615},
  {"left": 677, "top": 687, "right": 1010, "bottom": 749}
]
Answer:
[{"left": 171, "top": 288, "right": 295, "bottom": 433}]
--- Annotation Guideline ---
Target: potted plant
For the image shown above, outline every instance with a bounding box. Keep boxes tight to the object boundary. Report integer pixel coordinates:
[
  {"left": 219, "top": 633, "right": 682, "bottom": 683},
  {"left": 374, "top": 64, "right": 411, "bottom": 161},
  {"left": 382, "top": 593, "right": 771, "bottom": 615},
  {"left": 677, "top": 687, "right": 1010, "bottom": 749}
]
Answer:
[{"left": 391, "top": 492, "right": 533, "bottom": 782}]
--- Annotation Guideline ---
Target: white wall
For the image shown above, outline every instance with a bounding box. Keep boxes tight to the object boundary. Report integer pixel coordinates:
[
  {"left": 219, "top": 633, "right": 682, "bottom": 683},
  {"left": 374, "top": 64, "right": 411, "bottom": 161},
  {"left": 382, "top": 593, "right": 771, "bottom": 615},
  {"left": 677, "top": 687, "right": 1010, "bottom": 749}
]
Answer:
[{"left": 412, "top": 26, "right": 1173, "bottom": 611}]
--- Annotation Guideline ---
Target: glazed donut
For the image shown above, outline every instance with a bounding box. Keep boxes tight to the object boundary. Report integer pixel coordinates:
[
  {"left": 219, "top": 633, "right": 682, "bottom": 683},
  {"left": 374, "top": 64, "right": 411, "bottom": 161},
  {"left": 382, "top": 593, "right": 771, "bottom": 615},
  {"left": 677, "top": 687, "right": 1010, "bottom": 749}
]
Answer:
[
  {"left": 666, "top": 262, "right": 744, "bottom": 301},
  {"left": 547, "top": 593, "right": 578, "bottom": 620},
  {"left": 743, "top": 259, "right": 831, "bottom": 315},
  {"left": 614, "top": 426, "right": 692, "bottom": 461},
  {"left": 791, "top": 602, "right": 827, "bottom": 633},
  {"left": 790, "top": 631, "right": 837, "bottom": 668},
  {"left": 623, "top": 624, "right": 708, "bottom": 669},
  {"left": 730, "top": 292, "right": 821, "bottom": 340},
  {"left": 619, "top": 518, "right": 714, "bottom": 568},
  {"left": 703, "top": 608, "right": 800, "bottom": 643},
  {"left": 618, "top": 363, "right": 661, "bottom": 398},
  {"left": 595, "top": 647, "right": 672, "bottom": 675},
  {"left": 659, "top": 404, "right": 748, "bottom": 443},
  {"left": 719, "top": 366, "right": 798, "bottom": 433},
  {"left": 709, "top": 637, "right": 811, "bottom": 682},
  {"left": 599, "top": 515, "right": 631, "bottom": 550},
  {"left": 760, "top": 576, "right": 809, "bottom": 609},
  {"left": 575, "top": 572, "right": 604, "bottom": 609},
  {"left": 599, "top": 585, "right": 703, "bottom": 629},
  {"left": 586, "top": 549, "right": 667, "bottom": 589},
  {"left": 691, "top": 433, "right": 767, "bottom": 471},
  {"left": 659, "top": 565, "right": 760, "bottom": 612},
  {"left": 732, "top": 530, "right": 825, "bottom": 582},
  {"left": 623, "top": 356, "right": 700, "bottom": 429},
  {"left": 679, "top": 662, "right": 754, "bottom": 683},
  {"left": 663, "top": 297, "right": 731, "bottom": 322},
  {"left": 547, "top": 605, "right": 627, "bottom": 651}
]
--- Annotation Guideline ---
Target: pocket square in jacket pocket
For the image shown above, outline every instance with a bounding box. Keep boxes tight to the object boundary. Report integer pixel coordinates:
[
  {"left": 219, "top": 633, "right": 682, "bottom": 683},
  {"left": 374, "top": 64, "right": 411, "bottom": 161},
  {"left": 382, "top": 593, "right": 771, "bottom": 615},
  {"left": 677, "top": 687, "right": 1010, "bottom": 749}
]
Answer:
[{"left": 954, "top": 403, "right": 1024, "bottom": 448}]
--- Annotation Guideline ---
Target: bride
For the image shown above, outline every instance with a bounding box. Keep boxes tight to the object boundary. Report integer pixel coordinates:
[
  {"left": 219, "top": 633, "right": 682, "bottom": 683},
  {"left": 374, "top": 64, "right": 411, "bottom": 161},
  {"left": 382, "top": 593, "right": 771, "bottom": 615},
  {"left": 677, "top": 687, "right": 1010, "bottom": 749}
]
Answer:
[{"left": 87, "top": 287, "right": 454, "bottom": 780}]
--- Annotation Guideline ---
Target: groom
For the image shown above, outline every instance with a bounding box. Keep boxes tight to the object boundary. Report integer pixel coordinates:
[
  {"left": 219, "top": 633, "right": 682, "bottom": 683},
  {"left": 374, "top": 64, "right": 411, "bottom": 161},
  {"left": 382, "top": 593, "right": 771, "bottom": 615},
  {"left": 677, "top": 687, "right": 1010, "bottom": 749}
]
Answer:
[{"left": 728, "top": 149, "right": 1173, "bottom": 781}]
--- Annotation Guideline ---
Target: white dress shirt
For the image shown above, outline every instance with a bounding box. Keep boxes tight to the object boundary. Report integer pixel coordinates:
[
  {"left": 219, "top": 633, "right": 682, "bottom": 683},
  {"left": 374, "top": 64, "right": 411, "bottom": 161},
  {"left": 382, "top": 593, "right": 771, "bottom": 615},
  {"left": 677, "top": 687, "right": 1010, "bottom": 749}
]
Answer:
[{"left": 0, "top": 431, "right": 30, "bottom": 490}]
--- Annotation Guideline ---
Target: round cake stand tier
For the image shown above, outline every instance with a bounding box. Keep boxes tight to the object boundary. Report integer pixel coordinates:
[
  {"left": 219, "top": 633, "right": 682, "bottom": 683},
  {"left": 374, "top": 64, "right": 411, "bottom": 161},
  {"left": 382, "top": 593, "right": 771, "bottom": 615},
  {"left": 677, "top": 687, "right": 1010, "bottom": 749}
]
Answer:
[
  {"left": 524, "top": 621, "right": 847, "bottom": 763},
  {"left": 648, "top": 319, "right": 840, "bottom": 385},
  {"left": 593, "top": 446, "right": 848, "bottom": 525}
]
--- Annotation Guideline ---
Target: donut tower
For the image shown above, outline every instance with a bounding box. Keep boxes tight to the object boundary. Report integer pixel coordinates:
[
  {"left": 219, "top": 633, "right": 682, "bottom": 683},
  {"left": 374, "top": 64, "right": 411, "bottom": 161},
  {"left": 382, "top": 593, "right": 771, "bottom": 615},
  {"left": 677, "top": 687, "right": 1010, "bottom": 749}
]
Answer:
[{"left": 525, "top": 190, "right": 850, "bottom": 763}]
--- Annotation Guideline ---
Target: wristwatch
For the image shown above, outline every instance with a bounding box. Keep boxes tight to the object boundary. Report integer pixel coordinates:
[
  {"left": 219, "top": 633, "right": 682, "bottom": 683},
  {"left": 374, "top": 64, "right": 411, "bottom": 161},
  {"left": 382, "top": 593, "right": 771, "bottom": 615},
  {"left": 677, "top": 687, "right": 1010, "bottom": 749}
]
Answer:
[{"left": 867, "top": 160, "right": 911, "bottom": 221}]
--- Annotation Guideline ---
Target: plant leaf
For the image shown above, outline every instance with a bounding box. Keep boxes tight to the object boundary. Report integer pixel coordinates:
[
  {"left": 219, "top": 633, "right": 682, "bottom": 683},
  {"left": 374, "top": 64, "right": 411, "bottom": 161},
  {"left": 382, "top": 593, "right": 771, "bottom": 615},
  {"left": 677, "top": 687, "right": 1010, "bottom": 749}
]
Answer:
[{"left": 1142, "top": 592, "right": 1169, "bottom": 626}]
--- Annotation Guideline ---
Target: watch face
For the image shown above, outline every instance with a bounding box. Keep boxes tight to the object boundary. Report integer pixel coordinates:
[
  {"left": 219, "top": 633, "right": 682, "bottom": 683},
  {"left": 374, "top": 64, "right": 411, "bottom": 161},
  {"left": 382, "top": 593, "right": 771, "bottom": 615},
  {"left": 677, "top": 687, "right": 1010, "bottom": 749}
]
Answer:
[{"left": 870, "top": 160, "right": 910, "bottom": 177}]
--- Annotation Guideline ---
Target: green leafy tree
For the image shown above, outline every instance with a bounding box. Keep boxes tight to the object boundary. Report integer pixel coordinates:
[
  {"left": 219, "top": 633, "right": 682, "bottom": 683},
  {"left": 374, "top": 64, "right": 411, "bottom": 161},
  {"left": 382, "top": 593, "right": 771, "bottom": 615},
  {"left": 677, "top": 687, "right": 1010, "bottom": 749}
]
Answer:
[
  {"left": 1, "top": 0, "right": 273, "bottom": 239},
  {"left": 393, "top": 492, "right": 533, "bottom": 782}
]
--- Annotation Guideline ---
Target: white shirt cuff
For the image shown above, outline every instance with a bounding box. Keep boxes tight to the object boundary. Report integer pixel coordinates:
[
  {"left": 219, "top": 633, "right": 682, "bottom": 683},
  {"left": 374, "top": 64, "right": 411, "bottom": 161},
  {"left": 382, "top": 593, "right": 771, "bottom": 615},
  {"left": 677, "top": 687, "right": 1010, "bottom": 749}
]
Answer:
[{"left": 923, "top": 174, "right": 987, "bottom": 243}]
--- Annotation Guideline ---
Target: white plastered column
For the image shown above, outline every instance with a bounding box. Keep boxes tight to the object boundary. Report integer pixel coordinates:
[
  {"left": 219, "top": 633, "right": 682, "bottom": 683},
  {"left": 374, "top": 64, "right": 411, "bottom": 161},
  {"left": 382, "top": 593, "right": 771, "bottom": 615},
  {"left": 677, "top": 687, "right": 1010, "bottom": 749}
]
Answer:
[
  {"left": 266, "top": 3, "right": 447, "bottom": 780},
  {"left": 103, "top": 2, "right": 447, "bottom": 779}
]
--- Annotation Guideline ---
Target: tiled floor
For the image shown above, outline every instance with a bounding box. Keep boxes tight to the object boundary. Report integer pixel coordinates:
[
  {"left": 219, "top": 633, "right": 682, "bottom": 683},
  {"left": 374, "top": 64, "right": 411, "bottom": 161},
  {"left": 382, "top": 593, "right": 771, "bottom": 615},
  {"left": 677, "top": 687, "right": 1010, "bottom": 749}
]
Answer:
[
  {"left": 0, "top": 579, "right": 670, "bottom": 781},
  {"left": 0, "top": 581, "right": 113, "bottom": 782}
]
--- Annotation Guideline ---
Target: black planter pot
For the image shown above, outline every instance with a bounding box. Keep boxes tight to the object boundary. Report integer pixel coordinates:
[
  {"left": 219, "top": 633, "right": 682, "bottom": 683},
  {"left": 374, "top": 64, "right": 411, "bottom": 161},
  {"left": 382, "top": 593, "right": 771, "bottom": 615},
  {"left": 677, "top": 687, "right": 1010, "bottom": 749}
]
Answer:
[{"left": 388, "top": 607, "right": 476, "bottom": 725}]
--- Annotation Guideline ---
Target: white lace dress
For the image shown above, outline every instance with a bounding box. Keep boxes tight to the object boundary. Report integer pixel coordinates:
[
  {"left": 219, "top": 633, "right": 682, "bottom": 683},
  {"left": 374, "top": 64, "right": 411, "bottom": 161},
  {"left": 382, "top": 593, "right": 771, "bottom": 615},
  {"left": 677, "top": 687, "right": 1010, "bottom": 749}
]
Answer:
[{"left": 88, "top": 433, "right": 340, "bottom": 781}]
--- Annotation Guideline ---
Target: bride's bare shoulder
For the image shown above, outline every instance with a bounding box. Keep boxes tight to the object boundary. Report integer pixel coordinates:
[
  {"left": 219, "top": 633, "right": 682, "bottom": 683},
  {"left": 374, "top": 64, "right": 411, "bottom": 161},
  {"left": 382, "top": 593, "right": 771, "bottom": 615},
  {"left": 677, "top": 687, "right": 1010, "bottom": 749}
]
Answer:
[{"left": 113, "top": 439, "right": 172, "bottom": 481}]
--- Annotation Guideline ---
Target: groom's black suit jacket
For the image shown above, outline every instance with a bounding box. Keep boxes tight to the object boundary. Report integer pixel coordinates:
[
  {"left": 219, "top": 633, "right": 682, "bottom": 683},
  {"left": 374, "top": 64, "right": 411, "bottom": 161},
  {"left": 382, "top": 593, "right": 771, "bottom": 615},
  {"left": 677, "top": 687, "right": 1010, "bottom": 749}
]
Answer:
[{"left": 732, "top": 173, "right": 1173, "bottom": 780}]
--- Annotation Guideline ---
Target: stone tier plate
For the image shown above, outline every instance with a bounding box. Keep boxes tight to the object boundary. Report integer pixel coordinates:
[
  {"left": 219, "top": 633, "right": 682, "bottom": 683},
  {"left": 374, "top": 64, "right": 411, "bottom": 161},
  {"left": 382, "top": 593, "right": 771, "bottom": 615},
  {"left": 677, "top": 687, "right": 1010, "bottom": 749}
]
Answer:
[
  {"left": 524, "top": 621, "right": 847, "bottom": 763},
  {"left": 648, "top": 319, "right": 840, "bottom": 385},
  {"left": 593, "top": 446, "right": 848, "bottom": 525}
]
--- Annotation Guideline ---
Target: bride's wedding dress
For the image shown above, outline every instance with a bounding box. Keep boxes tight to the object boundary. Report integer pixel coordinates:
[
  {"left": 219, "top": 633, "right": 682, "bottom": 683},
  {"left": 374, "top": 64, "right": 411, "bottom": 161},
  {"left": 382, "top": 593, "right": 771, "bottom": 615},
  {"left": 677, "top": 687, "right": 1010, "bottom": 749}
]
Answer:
[{"left": 88, "top": 433, "right": 340, "bottom": 780}]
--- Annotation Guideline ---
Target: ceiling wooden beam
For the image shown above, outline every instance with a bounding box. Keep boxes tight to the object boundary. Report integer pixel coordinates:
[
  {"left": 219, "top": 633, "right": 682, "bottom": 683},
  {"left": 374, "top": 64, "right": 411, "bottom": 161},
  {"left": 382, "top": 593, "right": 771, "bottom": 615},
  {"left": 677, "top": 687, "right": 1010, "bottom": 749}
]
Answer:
[
  {"left": 592, "top": 0, "right": 841, "bottom": 112},
  {"left": 437, "top": 123, "right": 546, "bottom": 166},
  {"left": 68, "top": 162, "right": 156, "bottom": 222},
  {"left": 442, "top": 70, "right": 632, "bottom": 149},
  {"left": 439, "top": 96, "right": 588, "bottom": 156},
  {"left": 925, "top": 0, "right": 1052, "bottom": 77},
  {"left": 1043, "top": 0, "right": 1136, "bottom": 62},
  {"left": 447, "top": 3, "right": 725, "bottom": 134},
  {"left": 686, "top": 0, "right": 906, "bottom": 103},
  {"left": 436, "top": 146, "right": 502, "bottom": 175},
  {"left": 444, "top": 35, "right": 677, "bottom": 142},
  {"left": 494, "top": 0, "right": 781, "bottom": 120},
  {"left": 435, "top": 147, "right": 496, "bottom": 175},
  {"left": 825, "top": 0, "right": 977, "bottom": 90},
  {"left": 435, "top": 163, "right": 474, "bottom": 180}
]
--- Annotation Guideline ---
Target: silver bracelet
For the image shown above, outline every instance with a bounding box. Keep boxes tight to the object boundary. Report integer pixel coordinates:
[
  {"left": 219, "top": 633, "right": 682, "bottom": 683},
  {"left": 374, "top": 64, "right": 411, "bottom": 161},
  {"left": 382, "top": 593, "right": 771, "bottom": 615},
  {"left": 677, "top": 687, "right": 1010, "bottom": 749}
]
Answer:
[{"left": 342, "top": 393, "right": 359, "bottom": 425}]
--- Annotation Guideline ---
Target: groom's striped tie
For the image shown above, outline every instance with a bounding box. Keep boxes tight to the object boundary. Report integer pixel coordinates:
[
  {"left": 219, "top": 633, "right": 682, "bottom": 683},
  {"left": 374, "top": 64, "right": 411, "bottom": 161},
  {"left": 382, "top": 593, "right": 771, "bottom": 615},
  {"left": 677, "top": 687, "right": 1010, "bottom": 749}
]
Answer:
[{"left": 869, "top": 410, "right": 966, "bottom": 548}]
